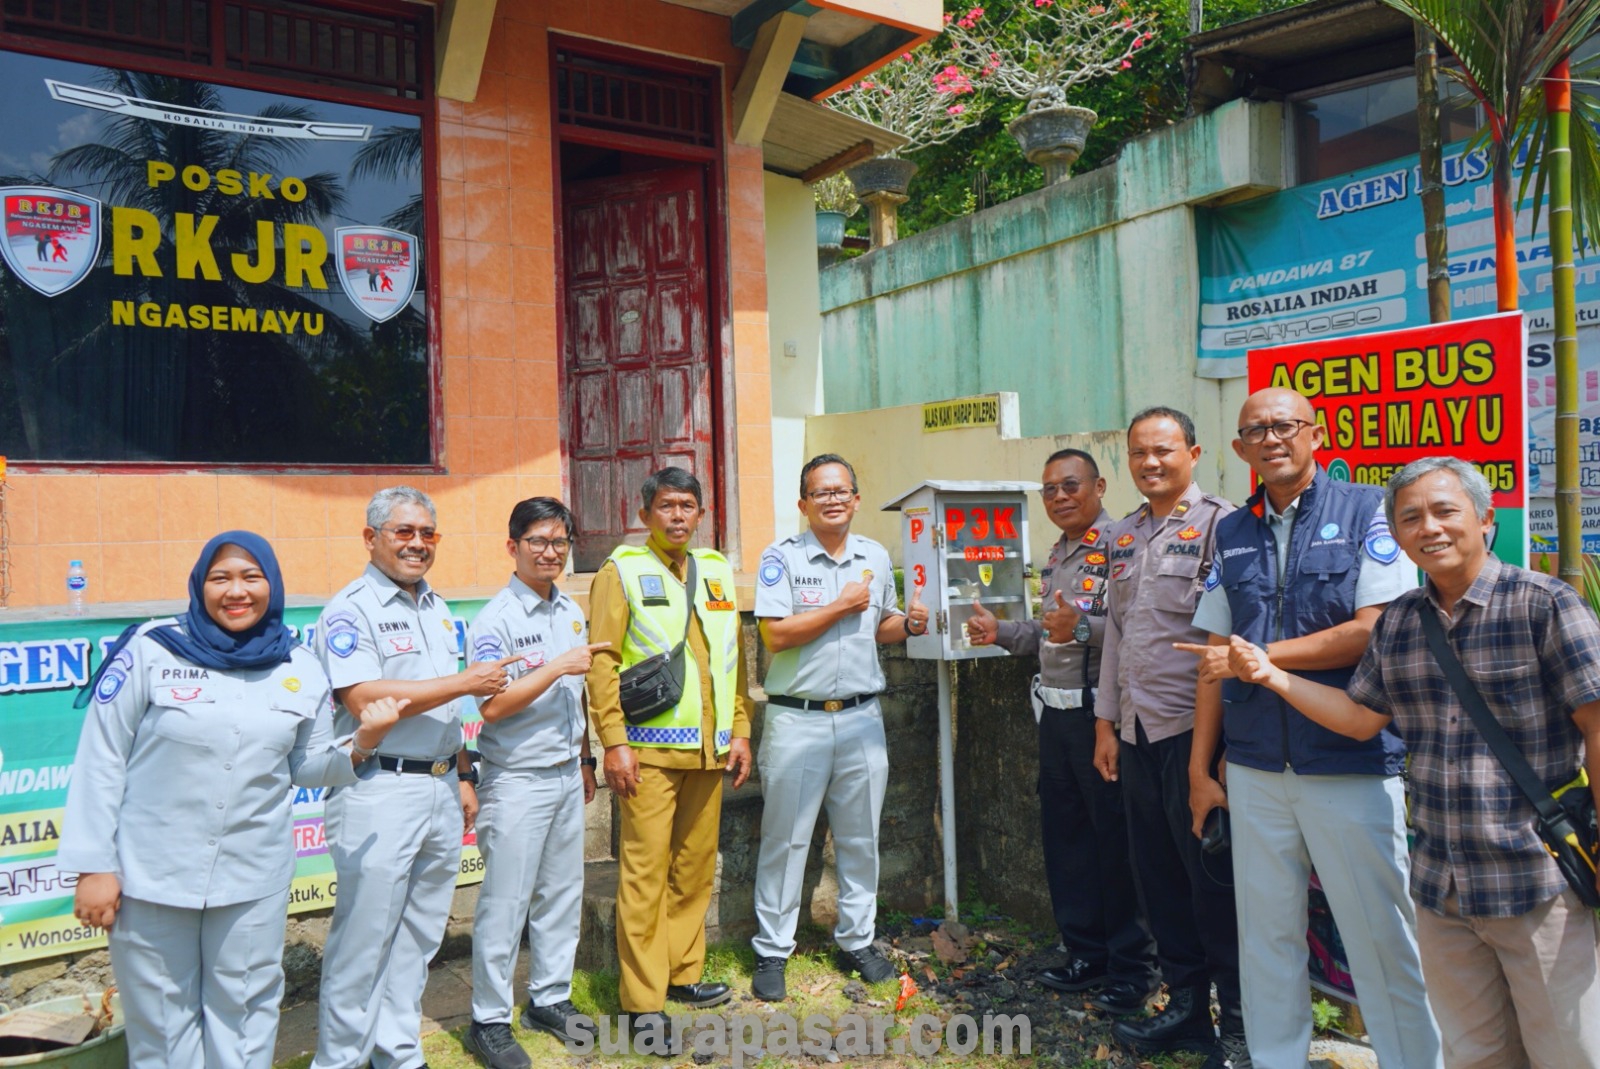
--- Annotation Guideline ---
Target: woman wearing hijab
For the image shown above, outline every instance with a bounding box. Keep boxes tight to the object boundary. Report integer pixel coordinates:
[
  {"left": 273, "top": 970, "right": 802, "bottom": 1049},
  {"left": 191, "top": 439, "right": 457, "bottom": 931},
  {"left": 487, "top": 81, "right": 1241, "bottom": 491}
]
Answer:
[{"left": 56, "top": 531, "right": 408, "bottom": 1069}]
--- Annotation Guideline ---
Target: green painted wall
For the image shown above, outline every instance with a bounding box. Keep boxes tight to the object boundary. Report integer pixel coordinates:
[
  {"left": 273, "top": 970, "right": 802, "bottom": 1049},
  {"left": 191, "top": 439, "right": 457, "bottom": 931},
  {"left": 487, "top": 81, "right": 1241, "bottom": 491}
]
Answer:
[{"left": 819, "top": 100, "right": 1285, "bottom": 460}]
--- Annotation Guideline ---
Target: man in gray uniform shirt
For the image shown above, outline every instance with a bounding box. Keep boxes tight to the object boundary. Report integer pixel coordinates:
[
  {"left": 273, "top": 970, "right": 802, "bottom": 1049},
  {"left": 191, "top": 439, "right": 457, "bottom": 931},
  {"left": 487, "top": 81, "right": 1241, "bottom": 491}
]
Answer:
[
  {"left": 463, "top": 497, "right": 605, "bottom": 1069},
  {"left": 749, "top": 454, "right": 929, "bottom": 1001},
  {"left": 313, "top": 486, "right": 518, "bottom": 1069}
]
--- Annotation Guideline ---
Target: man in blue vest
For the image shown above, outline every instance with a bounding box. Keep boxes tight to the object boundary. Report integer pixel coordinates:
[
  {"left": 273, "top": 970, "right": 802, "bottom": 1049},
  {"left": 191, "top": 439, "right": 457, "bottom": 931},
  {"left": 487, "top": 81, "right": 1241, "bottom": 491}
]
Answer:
[{"left": 1178, "top": 388, "right": 1441, "bottom": 1069}]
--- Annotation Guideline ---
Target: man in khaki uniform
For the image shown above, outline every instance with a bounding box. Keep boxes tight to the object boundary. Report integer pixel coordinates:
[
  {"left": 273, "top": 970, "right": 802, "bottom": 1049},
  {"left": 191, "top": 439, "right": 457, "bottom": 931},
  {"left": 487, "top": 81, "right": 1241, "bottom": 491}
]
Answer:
[{"left": 587, "top": 467, "right": 754, "bottom": 1046}]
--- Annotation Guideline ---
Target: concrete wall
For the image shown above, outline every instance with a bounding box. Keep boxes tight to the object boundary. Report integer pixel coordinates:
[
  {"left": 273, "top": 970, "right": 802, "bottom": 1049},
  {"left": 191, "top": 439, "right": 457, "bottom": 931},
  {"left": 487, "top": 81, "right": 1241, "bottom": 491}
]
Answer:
[
  {"left": 764, "top": 173, "right": 826, "bottom": 544},
  {"left": 816, "top": 100, "right": 1282, "bottom": 504}
]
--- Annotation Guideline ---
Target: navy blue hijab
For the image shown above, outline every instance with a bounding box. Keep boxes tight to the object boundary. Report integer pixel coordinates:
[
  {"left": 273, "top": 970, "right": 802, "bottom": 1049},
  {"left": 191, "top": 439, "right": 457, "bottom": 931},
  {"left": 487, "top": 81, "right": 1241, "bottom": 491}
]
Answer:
[{"left": 76, "top": 531, "right": 298, "bottom": 707}]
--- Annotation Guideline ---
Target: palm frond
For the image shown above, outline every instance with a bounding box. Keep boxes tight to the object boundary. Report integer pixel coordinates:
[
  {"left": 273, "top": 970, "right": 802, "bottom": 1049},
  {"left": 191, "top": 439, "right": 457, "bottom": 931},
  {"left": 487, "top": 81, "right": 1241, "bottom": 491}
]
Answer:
[{"left": 352, "top": 126, "right": 424, "bottom": 181}]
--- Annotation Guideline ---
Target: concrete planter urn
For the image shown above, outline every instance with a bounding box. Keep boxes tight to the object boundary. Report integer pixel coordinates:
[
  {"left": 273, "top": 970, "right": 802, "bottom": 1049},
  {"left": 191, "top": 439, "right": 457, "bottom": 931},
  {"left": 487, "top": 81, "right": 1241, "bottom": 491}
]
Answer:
[
  {"left": 815, "top": 209, "right": 847, "bottom": 250},
  {"left": 1007, "top": 103, "right": 1097, "bottom": 185},
  {"left": 846, "top": 157, "right": 919, "bottom": 247}
]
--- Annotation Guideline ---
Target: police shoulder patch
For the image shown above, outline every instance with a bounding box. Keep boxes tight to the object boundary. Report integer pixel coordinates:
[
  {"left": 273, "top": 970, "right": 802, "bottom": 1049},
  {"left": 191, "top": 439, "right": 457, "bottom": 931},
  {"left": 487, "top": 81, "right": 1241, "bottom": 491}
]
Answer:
[
  {"left": 472, "top": 634, "right": 505, "bottom": 662},
  {"left": 1364, "top": 525, "right": 1401, "bottom": 564},
  {"left": 758, "top": 554, "right": 786, "bottom": 587},
  {"left": 327, "top": 628, "right": 360, "bottom": 658},
  {"left": 1204, "top": 551, "right": 1223, "bottom": 591}
]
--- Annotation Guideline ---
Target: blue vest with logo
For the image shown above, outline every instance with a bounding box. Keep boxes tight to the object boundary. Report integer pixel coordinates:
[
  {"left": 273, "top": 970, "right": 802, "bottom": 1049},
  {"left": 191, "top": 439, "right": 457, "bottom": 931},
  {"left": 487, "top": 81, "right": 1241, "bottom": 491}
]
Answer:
[{"left": 1212, "top": 469, "right": 1407, "bottom": 775}]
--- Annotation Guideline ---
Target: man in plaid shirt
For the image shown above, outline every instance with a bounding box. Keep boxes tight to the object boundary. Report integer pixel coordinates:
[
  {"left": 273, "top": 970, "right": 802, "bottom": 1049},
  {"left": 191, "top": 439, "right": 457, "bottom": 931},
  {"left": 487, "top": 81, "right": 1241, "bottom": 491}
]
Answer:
[{"left": 1220, "top": 456, "right": 1600, "bottom": 1069}]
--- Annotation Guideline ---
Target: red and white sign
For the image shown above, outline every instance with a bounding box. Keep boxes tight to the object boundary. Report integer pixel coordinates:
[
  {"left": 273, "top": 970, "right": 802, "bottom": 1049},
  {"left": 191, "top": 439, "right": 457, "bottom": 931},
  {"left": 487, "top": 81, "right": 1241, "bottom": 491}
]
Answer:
[
  {"left": 336, "top": 226, "right": 418, "bottom": 322},
  {"left": 0, "top": 186, "right": 100, "bottom": 296}
]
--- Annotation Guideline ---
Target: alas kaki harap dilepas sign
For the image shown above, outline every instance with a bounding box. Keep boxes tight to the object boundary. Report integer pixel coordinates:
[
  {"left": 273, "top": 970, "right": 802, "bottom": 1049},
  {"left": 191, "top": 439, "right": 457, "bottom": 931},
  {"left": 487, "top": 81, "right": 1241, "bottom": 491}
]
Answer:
[{"left": 0, "top": 50, "right": 429, "bottom": 465}]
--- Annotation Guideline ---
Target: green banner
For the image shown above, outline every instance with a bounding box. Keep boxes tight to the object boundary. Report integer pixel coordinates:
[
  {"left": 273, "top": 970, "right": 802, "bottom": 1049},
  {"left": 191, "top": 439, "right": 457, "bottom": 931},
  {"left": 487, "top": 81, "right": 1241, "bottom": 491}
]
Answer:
[{"left": 0, "top": 600, "right": 488, "bottom": 965}]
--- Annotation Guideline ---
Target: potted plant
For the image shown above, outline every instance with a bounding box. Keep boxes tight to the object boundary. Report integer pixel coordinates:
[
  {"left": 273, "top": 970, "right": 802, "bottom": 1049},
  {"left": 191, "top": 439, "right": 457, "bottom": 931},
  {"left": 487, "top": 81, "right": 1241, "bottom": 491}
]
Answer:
[
  {"left": 945, "top": 1, "right": 1158, "bottom": 184},
  {"left": 825, "top": 47, "right": 986, "bottom": 244},
  {"left": 811, "top": 173, "right": 859, "bottom": 249}
]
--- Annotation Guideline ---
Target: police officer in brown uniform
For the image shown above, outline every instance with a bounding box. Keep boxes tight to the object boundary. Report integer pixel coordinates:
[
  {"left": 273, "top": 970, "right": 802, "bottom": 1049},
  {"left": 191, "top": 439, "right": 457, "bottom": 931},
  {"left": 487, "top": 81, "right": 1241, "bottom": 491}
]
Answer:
[
  {"left": 968, "top": 448, "right": 1157, "bottom": 1014},
  {"left": 1093, "top": 407, "right": 1244, "bottom": 1068}
]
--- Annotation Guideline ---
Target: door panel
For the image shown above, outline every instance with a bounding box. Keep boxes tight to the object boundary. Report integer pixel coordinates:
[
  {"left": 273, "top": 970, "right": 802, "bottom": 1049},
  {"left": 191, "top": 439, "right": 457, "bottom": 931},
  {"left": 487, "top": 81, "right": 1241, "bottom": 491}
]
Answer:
[{"left": 561, "top": 165, "right": 714, "bottom": 571}]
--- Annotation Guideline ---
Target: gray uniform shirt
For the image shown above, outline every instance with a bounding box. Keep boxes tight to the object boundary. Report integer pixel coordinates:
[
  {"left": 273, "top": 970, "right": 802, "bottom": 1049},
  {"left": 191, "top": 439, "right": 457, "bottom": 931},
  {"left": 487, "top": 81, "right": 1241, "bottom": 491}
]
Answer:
[
  {"left": 755, "top": 530, "right": 900, "bottom": 701},
  {"left": 1096, "top": 483, "right": 1234, "bottom": 744},
  {"left": 315, "top": 564, "right": 463, "bottom": 760},
  {"left": 467, "top": 576, "right": 588, "bottom": 770},
  {"left": 995, "top": 508, "right": 1114, "bottom": 689},
  {"left": 57, "top": 624, "right": 355, "bottom": 909}
]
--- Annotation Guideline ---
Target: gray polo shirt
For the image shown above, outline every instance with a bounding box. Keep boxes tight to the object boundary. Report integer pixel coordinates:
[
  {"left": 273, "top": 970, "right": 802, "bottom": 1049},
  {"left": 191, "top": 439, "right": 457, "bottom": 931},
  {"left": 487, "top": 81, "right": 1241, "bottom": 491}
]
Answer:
[
  {"left": 467, "top": 575, "right": 588, "bottom": 769},
  {"left": 755, "top": 530, "right": 899, "bottom": 701},
  {"left": 315, "top": 563, "right": 464, "bottom": 760}
]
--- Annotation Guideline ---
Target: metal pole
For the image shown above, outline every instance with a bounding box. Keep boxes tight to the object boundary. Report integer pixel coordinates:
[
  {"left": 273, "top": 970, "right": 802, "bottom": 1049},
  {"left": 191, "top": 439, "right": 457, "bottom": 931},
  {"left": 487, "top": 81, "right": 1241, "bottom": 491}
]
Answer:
[{"left": 937, "top": 658, "right": 958, "bottom": 922}]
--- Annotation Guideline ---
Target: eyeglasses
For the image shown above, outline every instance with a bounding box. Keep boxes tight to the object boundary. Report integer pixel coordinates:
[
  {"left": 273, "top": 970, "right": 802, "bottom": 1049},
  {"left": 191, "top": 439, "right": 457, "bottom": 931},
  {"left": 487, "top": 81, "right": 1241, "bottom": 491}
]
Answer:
[
  {"left": 378, "top": 525, "right": 441, "bottom": 544},
  {"left": 806, "top": 488, "right": 857, "bottom": 503},
  {"left": 520, "top": 537, "right": 572, "bottom": 554},
  {"left": 1237, "top": 419, "right": 1314, "bottom": 445},
  {"left": 1040, "top": 481, "right": 1085, "bottom": 498}
]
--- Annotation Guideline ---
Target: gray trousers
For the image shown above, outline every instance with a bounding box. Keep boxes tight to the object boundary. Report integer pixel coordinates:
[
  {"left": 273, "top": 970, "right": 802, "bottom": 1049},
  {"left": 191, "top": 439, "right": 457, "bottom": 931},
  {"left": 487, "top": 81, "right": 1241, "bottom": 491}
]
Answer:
[
  {"left": 109, "top": 888, "right": 291, "bottom": 1069},
  {"left": 311, "top": 768, "right": 464, "bottom": 1069},
  {"left": 470, "top": 759, "right": 585, "bottom": 1022},
  {"left": 1229, "top": 762, "right": 1442, "bottom": 1069},
  {"left": 752, "top": 700, "right": 889, "bottom": 959}
]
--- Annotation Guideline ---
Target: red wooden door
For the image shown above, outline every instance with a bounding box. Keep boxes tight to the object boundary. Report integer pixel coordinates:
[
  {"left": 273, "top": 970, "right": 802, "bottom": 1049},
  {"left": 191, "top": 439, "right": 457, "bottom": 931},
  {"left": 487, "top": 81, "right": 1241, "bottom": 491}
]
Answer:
[{"left": 561, "top": 166, "right": 715, "bottom": 573}]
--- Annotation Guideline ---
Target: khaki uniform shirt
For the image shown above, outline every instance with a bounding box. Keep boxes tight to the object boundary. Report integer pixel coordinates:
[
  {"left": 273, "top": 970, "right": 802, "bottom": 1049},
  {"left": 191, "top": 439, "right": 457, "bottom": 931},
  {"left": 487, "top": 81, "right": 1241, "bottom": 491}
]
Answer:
[
  {"left": 1096, "top": 483, "right": 1233, "bottom": 744},
  {"left": 587, "top": 545, "right": 754, "bottom": 769},
  {"left": 994, "top": 508, "right": 1113, "bottom": 690}
]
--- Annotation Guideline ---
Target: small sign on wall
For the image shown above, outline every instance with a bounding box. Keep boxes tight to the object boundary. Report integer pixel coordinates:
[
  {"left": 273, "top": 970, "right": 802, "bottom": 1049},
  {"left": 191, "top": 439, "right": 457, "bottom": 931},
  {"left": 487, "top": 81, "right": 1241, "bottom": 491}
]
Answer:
[{"left": 922, "top": 394, "right": 1001, "bottom": 433}]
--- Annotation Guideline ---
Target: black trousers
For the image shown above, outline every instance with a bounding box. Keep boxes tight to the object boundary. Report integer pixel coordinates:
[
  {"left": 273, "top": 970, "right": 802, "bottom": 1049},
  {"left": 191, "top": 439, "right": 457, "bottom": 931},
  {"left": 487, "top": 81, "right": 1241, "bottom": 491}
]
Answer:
[
  {"left": 1120, "top": 719, "right": 1239, "bottom": 1004},
  {"left": 1037, "top": 693, "right": 1157, "bottom": 987}
]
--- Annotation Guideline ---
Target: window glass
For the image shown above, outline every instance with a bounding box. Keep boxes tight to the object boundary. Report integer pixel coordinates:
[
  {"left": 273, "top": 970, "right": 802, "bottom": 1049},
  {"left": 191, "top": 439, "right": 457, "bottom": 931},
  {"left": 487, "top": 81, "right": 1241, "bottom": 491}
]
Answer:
[
  {"left": 0, "top": 48, "right": 431, "bottom": 464},
  {"left": 1294, "top": 71, "right": 1480, "bottom": 184}
]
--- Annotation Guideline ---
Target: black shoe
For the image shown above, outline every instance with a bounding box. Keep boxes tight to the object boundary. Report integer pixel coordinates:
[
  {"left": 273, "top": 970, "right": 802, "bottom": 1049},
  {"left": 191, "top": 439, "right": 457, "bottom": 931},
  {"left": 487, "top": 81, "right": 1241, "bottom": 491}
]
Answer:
[
  {"left": 1088, "top": 980, "right": 1157, "bottom": 1015},
  {"left": 752, "top": 956, "right": 788, "bottom": 1001},
  {"left": 627, "top": 1011, "right": 677, "bottom": 1056},
  {"left": 520, "top": 999, "right": 593, "bottom": 1041},
  {"left": 665, "top": 982, "right": 731, "bottom": 1008},
  {"left": 1037, "top": 958, "right": 1108, "bottom": 992},
  {"left": 837, "top": 944, "right": 898, "bottom": 984},
  {"left": 463, "top": 1020, "right": 532, "bottom": 1069},
  {"left": 1200, "top": 1031, "right": 1252, "bottom": 1069},
  {"left": 1111, "top": 986, "right": 1217, "bottom": 1054}
]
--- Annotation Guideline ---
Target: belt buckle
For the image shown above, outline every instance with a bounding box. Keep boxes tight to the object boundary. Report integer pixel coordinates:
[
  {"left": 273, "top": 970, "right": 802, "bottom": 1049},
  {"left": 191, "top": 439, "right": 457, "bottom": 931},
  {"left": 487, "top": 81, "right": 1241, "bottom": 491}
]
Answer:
[
  {"left": 823, "top": 700, "right": 843, "bottom": 713},
  {"left": 430, "top": 759, "right": 450, "bottom": 776}
]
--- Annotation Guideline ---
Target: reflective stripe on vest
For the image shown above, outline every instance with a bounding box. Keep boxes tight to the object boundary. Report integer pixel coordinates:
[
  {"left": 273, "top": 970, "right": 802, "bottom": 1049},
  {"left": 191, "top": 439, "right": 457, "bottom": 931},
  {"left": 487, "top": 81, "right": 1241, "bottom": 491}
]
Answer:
[{"left": 610, "top": 545, "right": 739, "bottom": 753}]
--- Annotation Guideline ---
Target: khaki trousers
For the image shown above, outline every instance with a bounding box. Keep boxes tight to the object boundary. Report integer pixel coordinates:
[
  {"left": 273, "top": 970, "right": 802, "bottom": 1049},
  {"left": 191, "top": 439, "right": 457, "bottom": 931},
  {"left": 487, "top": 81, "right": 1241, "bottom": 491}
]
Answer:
[
  {"left": 1417, "top": 886, "right": 1600, "bottom": 1069},
  {"left": 615, "top": 764, "right": 724, "bottom": 1012}
]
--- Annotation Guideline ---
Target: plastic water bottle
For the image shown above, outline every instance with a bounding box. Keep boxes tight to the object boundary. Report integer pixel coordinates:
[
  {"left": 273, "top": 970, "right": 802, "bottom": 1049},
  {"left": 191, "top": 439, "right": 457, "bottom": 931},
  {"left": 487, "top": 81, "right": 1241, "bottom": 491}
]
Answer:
[{"left": 66, "top": 560, "right": 86, "bottom": 616}]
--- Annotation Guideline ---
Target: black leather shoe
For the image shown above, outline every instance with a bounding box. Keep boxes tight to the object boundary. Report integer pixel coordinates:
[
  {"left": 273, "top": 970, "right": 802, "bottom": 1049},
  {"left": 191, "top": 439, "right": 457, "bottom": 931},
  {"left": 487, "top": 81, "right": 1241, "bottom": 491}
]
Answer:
[
  {"left": 666, "top": 982, "right": 731, "bottom": 1008},
  {"left": 1111, "top": 986, "right": 1217, "bottom": 1054},
  {"left": 752, "top": 955, "right": 788, "bottom": 1001},
  {"left": 520, "top": 999, "right": 594, "bottom": 1042},
  {"left": 1088, "top": 980, "right": 1157, "bottom": 1015},
  {"left": 1037, "top": 958, "right": 1108, "bottom": 992},
  {"left": 628, "top": 1011, "right": 677, "bottom": 1056},
  {"left": 463, "top": 1020, "right": 531, "bottom": 1069},
  {"left": 1200, "top": 1030, "right": 1252, "bottom": 1069},
  {"left": 837, "top": 944, "right": 899, "bottom": 983}
]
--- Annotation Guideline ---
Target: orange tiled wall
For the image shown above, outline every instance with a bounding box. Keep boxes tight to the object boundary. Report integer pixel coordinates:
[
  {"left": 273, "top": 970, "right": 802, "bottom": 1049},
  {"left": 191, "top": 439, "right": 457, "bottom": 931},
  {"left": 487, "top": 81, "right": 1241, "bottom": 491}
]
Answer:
[{"left": 4, "top": 0, "right": 774, "bottom": 609}]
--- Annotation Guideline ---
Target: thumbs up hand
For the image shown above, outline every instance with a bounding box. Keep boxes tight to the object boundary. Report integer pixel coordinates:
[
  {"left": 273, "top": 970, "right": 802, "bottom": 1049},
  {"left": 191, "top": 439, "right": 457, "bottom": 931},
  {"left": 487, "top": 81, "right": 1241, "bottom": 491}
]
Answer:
[
  {"left": 905, "top": 581, "right": 929, "bottom": 637},
  {"left": 1041, "top": 589, "right": 1081, "bottom": 644},
  {"left": 965, "top": 595, "right": 999, "bottom": 646}
]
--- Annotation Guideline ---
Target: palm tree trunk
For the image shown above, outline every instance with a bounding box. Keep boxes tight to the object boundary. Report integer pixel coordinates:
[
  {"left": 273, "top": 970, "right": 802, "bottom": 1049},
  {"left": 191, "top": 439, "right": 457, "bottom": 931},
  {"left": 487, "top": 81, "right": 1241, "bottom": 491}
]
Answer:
[
  {"left": 1546, "top": 0, "right": 1581, "bottom": 587},
  {"left": 1415, "top": 25, "right": 1450, "bottom": 323}
]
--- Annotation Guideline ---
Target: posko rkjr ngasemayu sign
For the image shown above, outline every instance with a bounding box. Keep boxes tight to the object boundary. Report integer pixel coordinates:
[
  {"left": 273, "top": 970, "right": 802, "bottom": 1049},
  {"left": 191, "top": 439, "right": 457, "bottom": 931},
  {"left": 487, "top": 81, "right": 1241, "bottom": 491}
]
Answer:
[
  {"left": 1247, "top": 311, "right": 1529, "bottom": 566},
  {"left": 0, "top": 603, "right": 490, "bottom": 967},
  {"left": 0, "top": 50, "right": 430, "bottom": 465}
]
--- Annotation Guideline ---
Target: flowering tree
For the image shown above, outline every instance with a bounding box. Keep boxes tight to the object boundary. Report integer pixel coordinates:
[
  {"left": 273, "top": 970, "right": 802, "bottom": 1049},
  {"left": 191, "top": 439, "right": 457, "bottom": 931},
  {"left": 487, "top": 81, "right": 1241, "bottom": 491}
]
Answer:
[
  {"left": 944, "top": 0, "right": 1159, "bottom": 111},
  {"left": 826, "top": 45, "right": 988, "bottom": 155}
]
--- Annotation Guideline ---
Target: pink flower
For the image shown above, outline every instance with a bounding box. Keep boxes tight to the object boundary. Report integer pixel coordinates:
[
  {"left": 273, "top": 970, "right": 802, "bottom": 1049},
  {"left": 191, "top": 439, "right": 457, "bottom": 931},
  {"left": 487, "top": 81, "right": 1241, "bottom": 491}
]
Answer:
[
  {"left": 1089, "top": 3, "right": 1104, "bottom": 10},
  {"left": 860, "top": 80, "right": 874, "bottom": 88},
  {"left": 1034, "top": 0, "right": 1052, "bottom": 7},
  {"left": 1120, "top": 59, "right": 1132, "bottom": 68},
  {"left": 948, "top": 104, "right": 966, "bottom": 115}
]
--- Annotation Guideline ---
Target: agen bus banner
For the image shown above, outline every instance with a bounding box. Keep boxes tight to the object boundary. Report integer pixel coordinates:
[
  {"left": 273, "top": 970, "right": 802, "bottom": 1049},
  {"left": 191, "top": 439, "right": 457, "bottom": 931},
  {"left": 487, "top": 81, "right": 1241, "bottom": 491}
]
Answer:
[
  {"left": 1202, "top": 143, "right": 1600, "bottom": 553},
  {"left": 0, "top": 49, "right": 430, "bottom": 466},
  {"left": 1247, "top": 311, "right": 1529, "bottom": 568},
  {"left": 0, "top": 603, "right": 490, "bottom": 967}
]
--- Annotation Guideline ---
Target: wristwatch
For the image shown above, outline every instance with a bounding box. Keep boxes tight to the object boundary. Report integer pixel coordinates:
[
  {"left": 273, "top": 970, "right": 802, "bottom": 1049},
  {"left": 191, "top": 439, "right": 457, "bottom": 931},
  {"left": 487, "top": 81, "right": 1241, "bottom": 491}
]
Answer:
[
  {"left": 580, "top": 756, "right": 598, "bottom": 770},
  {"left": 458, "top": 765, "right": 479, "bottom": 786},
  {"left": 1073, "top": 619, "right": 1092, "bottom": 643}
]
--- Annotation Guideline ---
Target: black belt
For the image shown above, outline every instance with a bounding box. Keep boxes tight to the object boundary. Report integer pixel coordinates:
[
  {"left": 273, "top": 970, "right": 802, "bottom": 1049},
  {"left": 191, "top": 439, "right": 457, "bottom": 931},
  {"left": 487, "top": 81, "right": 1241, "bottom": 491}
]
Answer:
[
  {"left": 376, "top": 755, "right": 457, "bottom": 776},
  {"left": 766, "top": 693, "right": 873, "bottom": 713}
]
